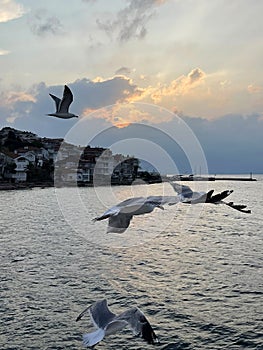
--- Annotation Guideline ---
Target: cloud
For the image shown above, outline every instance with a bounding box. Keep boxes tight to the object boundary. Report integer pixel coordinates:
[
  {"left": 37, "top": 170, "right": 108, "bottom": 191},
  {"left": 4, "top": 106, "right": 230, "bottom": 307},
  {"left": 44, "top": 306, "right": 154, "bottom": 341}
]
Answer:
[
  {"left": 85, "top": 102, "right": 173, "bottom": 128},
  {"left": 0, "top": 70, "right": 207, "bottom": 130},
  {"left": 28, "top": 9, "right": 64, "bottom": 37},
  {"left": 0, "top": 0, "right": 26, "bottom": 23},
  {"left": 247, "top": 83, "right": 263, "bottom": 94},
  {"left": 133, "top": 67, "right": 206, "bottom": 104},
  {"left": 96, "top": 0, "right": 168, "bottom": 42},
  {"left": 0, "top": 77, "right": 145, "bottom": 131},
  {"left": 0, "top": 91, "right": 36, "bottom": 107},
  {"left": 0, "top": 49, "right": 10, "bottom": 55},
  {"left": 0, "top": 77, "right": 262, "bottom": 173},
  {"left": 115, "top": 66, "right": 134, "bottom": 76}
]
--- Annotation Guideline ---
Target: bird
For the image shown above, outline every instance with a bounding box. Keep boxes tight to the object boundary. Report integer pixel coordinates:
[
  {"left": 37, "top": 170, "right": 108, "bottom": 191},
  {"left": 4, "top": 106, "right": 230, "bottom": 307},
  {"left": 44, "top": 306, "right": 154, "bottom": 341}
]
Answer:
[
  {"left": 47, "top": 85, "right": 78, "bottom": 119},
  {"left": 93, "top": 195, "right": 179, "bottom": 233},
  {"left": 169, "top": 181, "right": 251, "bottom": 213},
  {"left": 76, "top": 299, "right": 159, "bottom": 347}
]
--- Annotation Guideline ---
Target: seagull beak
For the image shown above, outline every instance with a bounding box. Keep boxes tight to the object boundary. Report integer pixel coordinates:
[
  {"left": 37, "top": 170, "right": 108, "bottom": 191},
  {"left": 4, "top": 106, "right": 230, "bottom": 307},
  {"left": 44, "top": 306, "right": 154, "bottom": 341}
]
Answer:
[{"left": 157, "top": 205, "right": 164, "bottom": 210}]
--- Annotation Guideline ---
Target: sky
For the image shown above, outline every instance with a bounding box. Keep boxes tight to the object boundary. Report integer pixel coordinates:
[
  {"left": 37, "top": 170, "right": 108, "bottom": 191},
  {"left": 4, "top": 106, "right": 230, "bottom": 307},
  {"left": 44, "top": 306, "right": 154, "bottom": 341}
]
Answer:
[{"left": 0, "top": 0, "right": 263, "bottom": 174}]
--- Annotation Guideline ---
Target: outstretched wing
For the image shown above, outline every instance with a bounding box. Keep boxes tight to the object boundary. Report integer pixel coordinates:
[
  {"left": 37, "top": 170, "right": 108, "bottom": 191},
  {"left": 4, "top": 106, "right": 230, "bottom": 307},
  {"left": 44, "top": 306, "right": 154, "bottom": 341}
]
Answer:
[
  {"left": 93, "top": 206, "right": 120, "bottom": 222},
  {"left": 59, "top": 85, "right": 73, "bottom": 113},
  {"left": 93, "top": 198, "right": 144, "bottom": 221},
  {"left": 185, "top": 190, "right": 214, "bottom": 204},
  {"left": 107, "top": 213, "right": 133, "bottom": 233},
  {"left": 224, "top": 202, "right": 251, "bottom": 214},
  {"left": 76, "top": 299, "right": 116, "bottom": 329},
  {"left": 208, "top": 190, "right": 233, "bottom": 203},
  {"left": 116, "top": 307, "right": 159, "bottom": 344},
  {"left": 169, "top": 182, "right": 193, "bottom": 198},
  {"left": 49, "top": 94, "right": 61, "bottom": 112},
  {"left": 146, "top": 195, "right": 181, "bottom": 206}
]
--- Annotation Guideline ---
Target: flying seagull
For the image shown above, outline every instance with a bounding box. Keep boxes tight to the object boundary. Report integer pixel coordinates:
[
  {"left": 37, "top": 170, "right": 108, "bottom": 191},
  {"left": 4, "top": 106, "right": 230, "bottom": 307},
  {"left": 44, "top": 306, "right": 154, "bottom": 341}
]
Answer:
[
  {"left": 93, "top": 196, "right": 178, "bottom": 233},
  {"left": 169, "top": 181, "right": 251, "bottom": 213},
  {"left": 76, "top": 299, "right": 159, "bottom": 347},
  {"left": 47, "top": 85, "right": 78, "bottom": 119}
]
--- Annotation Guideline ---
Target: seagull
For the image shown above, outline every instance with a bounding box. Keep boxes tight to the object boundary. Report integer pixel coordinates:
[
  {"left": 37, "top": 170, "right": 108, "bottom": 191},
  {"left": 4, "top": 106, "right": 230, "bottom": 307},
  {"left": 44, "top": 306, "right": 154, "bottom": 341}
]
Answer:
[
  {"left": 47, "top": 85, "right": 78, "bottom": 119},
  {"left": 93, "top": 196, "right": 178, "bottom": 233},
  {"left": 76, "top": 299, "right": 159, "bottom": 347},
  {"left": 169, "top": 181, "right": 251, "bottom": 213}
]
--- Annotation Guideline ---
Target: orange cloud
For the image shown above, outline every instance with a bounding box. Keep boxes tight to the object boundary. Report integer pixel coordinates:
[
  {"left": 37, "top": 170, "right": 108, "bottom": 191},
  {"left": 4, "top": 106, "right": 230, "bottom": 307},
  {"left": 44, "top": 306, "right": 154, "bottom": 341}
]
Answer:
[
  {"left": 82, "top": 68, "right": 206, "bottom": 127},
  {"left": 150, "top": 67, "right": 206, "bottom": 102},
  {"left": 3, "top": 91, "right": 36, "bottom": 105},
  {"left": 83, "top": 102, "right": 175, "bottom": 128},
  {"left": 247, "top": 84, "right": 263, "bottom": 94}
]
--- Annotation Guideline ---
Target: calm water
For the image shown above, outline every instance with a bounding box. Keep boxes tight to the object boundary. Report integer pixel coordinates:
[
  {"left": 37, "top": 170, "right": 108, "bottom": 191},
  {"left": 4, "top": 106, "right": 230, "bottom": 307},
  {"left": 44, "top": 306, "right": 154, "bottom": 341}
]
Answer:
[{"left": 0, "top": 178, "right": 262, "bottom": 349}]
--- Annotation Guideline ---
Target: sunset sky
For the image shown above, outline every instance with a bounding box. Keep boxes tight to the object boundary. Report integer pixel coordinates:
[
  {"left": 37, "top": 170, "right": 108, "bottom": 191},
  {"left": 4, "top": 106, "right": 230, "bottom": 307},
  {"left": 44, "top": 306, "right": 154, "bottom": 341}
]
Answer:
[{"left": 0, "top": 0, "right": 262, "bottom": 173}]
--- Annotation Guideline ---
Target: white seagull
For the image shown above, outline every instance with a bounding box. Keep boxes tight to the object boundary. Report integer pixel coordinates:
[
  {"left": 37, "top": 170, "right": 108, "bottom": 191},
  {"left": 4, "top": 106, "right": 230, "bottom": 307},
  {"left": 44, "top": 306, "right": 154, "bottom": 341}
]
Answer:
[
  {"left": 47, "top": 85, "right": 78, "bottom": 119},
  {"left": 93, "top": 195, "right": 179, "bottom": 233},
  {"left": 169, "top": 181, "right": 251, "bottom": 213},
  {"left": 76, "top": 299, "right": 159, "bottom": 347},
  {"left": 93, "top": 184, "right": 250, "bottom": 234}
]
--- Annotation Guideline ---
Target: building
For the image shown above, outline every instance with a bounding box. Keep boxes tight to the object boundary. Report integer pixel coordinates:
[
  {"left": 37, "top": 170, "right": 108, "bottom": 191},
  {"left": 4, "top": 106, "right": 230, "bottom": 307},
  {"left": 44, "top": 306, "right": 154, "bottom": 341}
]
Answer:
[{"left": 0, "top": 127, "right": 140, "bottom": 186}]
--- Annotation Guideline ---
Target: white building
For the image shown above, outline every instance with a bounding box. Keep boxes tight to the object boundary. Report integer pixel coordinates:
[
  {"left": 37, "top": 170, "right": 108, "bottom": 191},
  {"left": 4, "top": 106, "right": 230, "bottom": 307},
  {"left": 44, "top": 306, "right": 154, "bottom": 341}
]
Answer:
[{"left": 13, "top": 156, "right": 30, "bottom": 182}]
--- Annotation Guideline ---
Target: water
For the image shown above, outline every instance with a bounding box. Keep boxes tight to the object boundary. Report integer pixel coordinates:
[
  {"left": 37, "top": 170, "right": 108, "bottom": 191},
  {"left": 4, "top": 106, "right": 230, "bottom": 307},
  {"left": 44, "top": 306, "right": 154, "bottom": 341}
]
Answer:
[{"left": 0, "top": 178, "right": 262, "bottom": 349}]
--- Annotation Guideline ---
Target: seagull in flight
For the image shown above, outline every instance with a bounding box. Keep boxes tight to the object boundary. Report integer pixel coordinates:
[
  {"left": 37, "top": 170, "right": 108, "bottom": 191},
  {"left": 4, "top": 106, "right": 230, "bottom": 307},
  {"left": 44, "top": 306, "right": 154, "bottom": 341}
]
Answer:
[
  {"left": 93, "top": 183, "right": 250, "bottom": 234},
  {"left": 76, "top": 299, "right": 159, "bottom": 347},
  {"left": 93, "top": 196, "right": 178, "bottom": 233},
  {"left": 169, "top": 181, "right": 251, "bottom": 213},
  {"left": 47, "top": 85, "right": 78, "bottom": 119}
]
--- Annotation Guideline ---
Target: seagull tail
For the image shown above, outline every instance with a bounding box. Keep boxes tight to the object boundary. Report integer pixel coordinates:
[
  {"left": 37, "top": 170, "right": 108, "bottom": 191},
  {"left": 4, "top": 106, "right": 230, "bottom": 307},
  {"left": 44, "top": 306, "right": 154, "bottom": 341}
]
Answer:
[{"left": 83, "top": 329, "right": 105, "bottom": 347}]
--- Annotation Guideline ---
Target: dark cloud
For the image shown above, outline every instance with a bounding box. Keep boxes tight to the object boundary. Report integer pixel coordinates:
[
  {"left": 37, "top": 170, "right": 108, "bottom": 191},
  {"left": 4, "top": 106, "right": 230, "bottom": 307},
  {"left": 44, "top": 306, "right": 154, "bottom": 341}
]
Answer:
[
  {"left": 115, "top": 66, "right": 132, "bottom": 75},
  {"left": 188, "top": 68, "right": 205, "bottom": 83},
  {"left": 96, "top": 0, "right": 167, "bottom": 42},
  {"left": 0, "top": 77, "right": 142, "bottom": 137},
  {"left": 28, "top": 9, "right": 64, "bottom": 37},
  {"left": 1, "top": 77, "right": 262, "bottom": 174}
]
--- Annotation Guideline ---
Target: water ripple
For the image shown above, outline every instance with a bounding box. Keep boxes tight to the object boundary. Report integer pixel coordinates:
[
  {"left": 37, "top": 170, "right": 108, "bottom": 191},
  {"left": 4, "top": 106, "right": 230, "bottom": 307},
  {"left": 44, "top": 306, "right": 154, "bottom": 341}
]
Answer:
[{"left": 1, "top": 182, "right": 262, "bottom": 349}]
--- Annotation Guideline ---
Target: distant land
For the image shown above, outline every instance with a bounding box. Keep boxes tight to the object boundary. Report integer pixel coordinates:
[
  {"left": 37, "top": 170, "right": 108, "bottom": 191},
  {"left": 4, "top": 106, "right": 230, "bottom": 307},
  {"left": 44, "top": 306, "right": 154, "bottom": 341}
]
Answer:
[
  {"left": 0, "top": 127, "right": 163, "bottom": 189},
  {"left": 0, "top": 127, "right": 258, "bottom": 190}
]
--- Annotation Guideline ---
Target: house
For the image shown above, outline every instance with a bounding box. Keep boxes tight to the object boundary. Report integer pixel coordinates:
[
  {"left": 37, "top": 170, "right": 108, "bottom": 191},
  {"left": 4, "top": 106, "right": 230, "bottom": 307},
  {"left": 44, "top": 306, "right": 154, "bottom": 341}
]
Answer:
[
  {"left": 0, "top": 151, "right": 16, "bottom": 179},
  {"left": 13, "top": 155, "right": 31, "bottom": 182},
  {"left": 112, "top": 154, "right": 139, "bottom": 184}
]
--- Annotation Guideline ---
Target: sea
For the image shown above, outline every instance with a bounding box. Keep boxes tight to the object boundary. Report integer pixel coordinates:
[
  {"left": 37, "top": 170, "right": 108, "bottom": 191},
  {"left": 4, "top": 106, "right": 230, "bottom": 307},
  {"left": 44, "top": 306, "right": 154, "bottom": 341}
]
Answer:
[{"left": 0, "top": 177, "right": 262, "bottom": 350}]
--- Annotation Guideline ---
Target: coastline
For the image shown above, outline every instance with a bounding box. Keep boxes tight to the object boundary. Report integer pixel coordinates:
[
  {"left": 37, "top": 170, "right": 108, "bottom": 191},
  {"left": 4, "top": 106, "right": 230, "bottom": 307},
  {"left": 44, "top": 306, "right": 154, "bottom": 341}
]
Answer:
[{"left": 0, "top": 174, "right": 257, "bottom": 191}]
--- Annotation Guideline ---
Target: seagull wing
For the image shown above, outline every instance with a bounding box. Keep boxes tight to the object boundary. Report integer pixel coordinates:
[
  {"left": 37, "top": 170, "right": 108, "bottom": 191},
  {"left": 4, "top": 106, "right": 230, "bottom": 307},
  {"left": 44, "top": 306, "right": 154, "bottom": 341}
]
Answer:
[
  {"left": 116, "top": 197, "right": 144, "bottom": 207},
  {"left": 59, "top": 85, "right": 73, "bottom": 113},
  {"left": 119, "top": 197, "right": 160, "bottom": 215},
  {"left": 224, "top": 202, "right": 251, "bottom": 214},
  {"left": 76, "top": 299, "right": 116, "bottom": 329},
  {"left": 107, "top": 213, "right": 133, "bottom": 233},
  {"left": 208, "top": 190, "right": 233, "bottom": 203},
  {"left": 146, "top": 195, "right": 181, "bottom": 206},
  {"left": 187, "top": 191, "right": 210, "bottom": 204},
  {"left": 93, "top": 205, "right": 121, "bottom": 221},
  {"left": 116, "top": 307, "right": 159, "bottom": 344},
  {"left": 169, "top": 182, "right": 193, "bottom": 198},
  {"left": 49, "top": 94, "right": 61, "bottom": 112}
]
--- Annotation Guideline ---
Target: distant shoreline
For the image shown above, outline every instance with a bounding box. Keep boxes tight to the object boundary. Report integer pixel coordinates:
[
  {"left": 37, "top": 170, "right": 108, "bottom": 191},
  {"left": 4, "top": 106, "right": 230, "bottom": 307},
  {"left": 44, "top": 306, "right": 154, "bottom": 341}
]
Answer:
[
  {"left": 165, "top": 175, "right": 257, "bottom": 182},
  {"left": 0, "top": 174, "right": 258, "bottom": 191}
]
